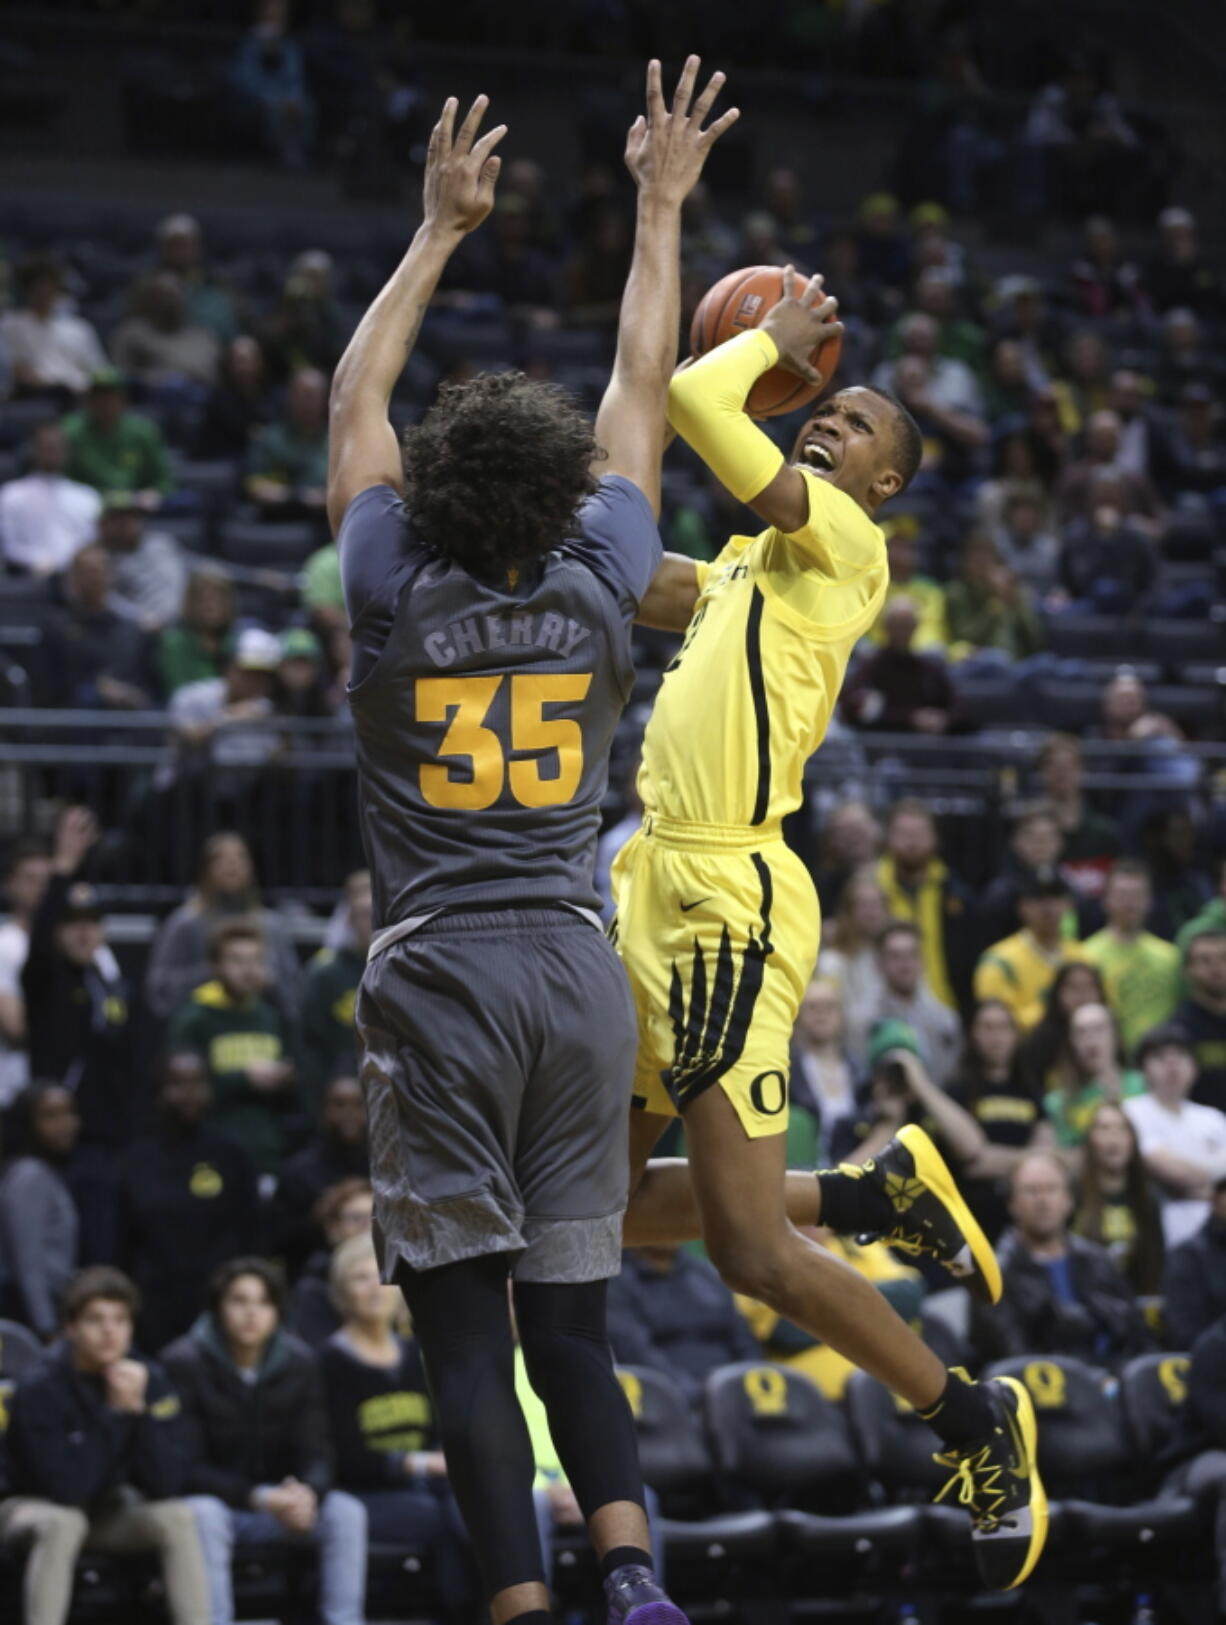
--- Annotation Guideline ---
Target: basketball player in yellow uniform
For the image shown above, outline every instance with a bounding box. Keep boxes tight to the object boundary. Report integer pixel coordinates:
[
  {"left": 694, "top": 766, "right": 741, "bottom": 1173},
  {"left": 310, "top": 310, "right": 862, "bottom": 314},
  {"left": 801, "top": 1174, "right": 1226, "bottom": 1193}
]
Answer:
[{"left": 613, "top": 273, "right": 1047, "bottom": 1590}]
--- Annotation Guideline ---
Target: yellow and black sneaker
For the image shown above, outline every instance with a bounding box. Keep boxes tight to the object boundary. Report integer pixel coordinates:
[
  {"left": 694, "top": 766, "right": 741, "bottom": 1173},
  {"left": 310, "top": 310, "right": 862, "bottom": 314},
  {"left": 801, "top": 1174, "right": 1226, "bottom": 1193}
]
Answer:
[
  {"left": 933, "top": 1375, "right": 1049, "bottom": 1591},
  {"left": 847, "top": 1124, "right": 1002, "bottom": 1303}
]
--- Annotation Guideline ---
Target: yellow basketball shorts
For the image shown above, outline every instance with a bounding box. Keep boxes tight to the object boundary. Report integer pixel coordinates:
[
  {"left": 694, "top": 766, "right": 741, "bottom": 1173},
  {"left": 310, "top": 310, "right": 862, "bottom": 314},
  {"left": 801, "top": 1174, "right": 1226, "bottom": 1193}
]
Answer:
[{"left": 609, "top": 815, "right": 822, "bottom": 1139}]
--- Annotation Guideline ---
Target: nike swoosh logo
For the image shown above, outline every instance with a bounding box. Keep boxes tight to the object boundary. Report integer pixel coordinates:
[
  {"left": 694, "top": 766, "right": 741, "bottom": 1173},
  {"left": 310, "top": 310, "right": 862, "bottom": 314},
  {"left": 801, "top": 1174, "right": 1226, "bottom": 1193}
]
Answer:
[{"left": 679, "top": 897, "right": 713, "bottom": 912}]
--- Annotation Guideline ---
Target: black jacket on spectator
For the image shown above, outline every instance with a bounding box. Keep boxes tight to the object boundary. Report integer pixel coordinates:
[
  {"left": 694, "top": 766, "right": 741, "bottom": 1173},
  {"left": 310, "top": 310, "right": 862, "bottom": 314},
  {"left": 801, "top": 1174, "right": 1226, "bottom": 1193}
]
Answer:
[
  {"left": 22, "top": 872, "right": 132, "bottom": 1148},
  {"left": 118, "top": 1126, "right": 260, "bottom": 1355},
  {"left": 1164, "top": 1212, "right": 1226, "bottom": 1350},
  {"left": 1058, "top": 517, "right": 1156, "bottom": 609},
  {"left": 606, "top": 1249, "right": 759, "bottom": 1402},
  {"left": 1187, "top": 1314, "right": 1226, "bottom": 1451},
  {"left": 38, "top": 602, "right": 150, "bottom": 709},
  {"left": 266, "top": 1135, "right": 368, "bottom": 1280},
  {"left": 319, "top": 1332, "right": 433, "bottom": 1489},
  {"left": 286, "top": 1250, "right": 339, "bottom": 1348},
  {"left": 975, "top": 1229, "right": 1155, "bottom": 1368},
  {"left": 161, "top": 1315, "right": 332, "bottom": 1505},
  {"left": 1172, "top": 996, "right": 1226, "bottom": 1114},
  {"left": 2, "top": 1346, "right": 188, "bottom": 1505}
]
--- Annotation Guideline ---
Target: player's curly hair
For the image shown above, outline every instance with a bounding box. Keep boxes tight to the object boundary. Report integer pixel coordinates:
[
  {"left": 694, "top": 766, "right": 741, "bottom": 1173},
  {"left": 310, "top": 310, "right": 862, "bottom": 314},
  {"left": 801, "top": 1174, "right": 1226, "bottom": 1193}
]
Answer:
[{"left": 403, "top": 372, "right": 600, "bottom": 581}]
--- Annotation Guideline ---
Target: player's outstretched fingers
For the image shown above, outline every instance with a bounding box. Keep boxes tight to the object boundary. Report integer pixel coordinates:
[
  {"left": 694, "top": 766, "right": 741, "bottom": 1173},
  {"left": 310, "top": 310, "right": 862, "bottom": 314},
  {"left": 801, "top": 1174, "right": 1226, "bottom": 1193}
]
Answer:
[
  {"left": 471, "top": 123, "right": 509, "bottom": 169},
  {"left": 702, "top": 105, "right": 740, "bottom": 145},
  {"left": 800, "top": 273, "right": 825, "bottom": 307},
  {"left": 646, "top": 59, "right": 665, "bottom": 125},
  {"left": 781, "top": 264, "right": 798, "bottom": 301},
  {"left": 689, "top": 68, "right": 726, "bottom": 128},
  {"left": 433, "top": 97, "right": 458, "bottom": 157},
  {"left": 454, "top": 93, "right": 490, "bottom": 155},
  {"left": 671, "top": 54, "right": 700, "bottom": 119}
]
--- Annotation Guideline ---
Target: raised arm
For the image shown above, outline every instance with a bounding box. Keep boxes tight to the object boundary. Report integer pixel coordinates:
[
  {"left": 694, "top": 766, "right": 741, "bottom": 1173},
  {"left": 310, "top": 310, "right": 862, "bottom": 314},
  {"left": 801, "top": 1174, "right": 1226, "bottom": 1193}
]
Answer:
[
  {"left": 667, "top": 269, "right": 843, "bottom": 534},
  {"left": 593, "top": 57, "right": 738, "bottom": 518},
  {"left": 326, "top": 95, "right": 507, "bottom": 536}
]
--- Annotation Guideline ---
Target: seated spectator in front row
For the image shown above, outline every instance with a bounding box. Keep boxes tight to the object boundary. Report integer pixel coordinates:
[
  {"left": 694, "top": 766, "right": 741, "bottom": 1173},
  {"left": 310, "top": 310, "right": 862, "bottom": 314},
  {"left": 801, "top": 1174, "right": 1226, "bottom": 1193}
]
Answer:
[
  {"left": 974, "top": 1152, "right": 1155, "bottom": 1368},
  {"left": 287, "top": 1179, "right": 374, "bottom": 1347},
  {"left": 164, "top": 1257, "right": 367, "bottom": 1625},
  {"left": 0, "top": 421, "right": 101, "bottom": 578},
  {"left": 846, "top": 920, "right": 962, "bottom": 1085},
  {"left": 1125, "top": 1023, "right": 1226, "bottom": 1248},
  {"left": 321, "top": 1236, "right": 474, "bottom": 1617},
  {"left": 268, "top": 1075, "right": 368, "bottom": 1279},
  {"left": 1164, "top": 1178, "right": 1226, "bottom": 1349},
  {"left": 117, "top": 1051, "right": 261, "bottom": 1355},
  {"left": 0, "top": 1267, "right": 210, "bottom": 1625},
  {"left": 1174, "top": 929, "right": 1226, "bottom": 1115},
  {"left": 974, "top": 867, "right": 1090, "bottom": 1032},
  {"left": 166, "top": 920, "right": 299, "bottom": 1177},
  {"left": 843, "top": 596, "right": 963, "bottom": 735},
  {"left": 0, "top": 1084, "right": 81, "bottom": 1341}
]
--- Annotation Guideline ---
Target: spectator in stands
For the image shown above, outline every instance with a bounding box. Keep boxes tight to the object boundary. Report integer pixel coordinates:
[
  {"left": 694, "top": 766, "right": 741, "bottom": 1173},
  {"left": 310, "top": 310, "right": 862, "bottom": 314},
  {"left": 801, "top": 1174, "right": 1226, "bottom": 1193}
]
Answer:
[
  {"left": 813, "top": 802, "right": 883, "bottom": 917},
  {"left": 166, "top": 624, "right": 283, "bottom": 773},
  {"left": 196, "top": 335, "right": 273, "bottom": 461},
  {"left": 287, "top": 1178, "right": 374, "bottom": 1348},
  {"left": 146, "top": 830, "right": 302, "bottom": 1021},
  {"left": 854, "top": 191, "right": 911, "bottom": 295},
  {"left": 301, "top": 536, "right": 347, "bottom": 642},
  {"left": 0, "top": 1267, "right": 210, "bottom": 1625},
  {"left": 1177, "top": 863, "right": 1226, "bottom": 964},
  {"left": 1174, "top": 930, "right": 1226, "bottom": 1113},
  {"left": 61, "top": 368, "right": 172, "bottom": 504},
  {"left": 0, "top": 420, "right": 102, "bottom": 577},
  {"left": 1153, "top": 380, "right": 1226, "bottom": 501},
  {"left": 1125, "top": 1023, "right": 1226, "bottom": 1248},
  {"left": 874, "top": 799, "right": 970, "bottom": 1011},
  {"left": 165, "top": 1257, "right": 368, "bottom": 1625},
  {"left": 680, "top": 178, "right": 737, "bottom": 276},
  {"left": 944, "top": 532, "right": 1045, "bottom": 664},
  {"left": 444, "top": 192, "right": 559, "bottom": 326},
  {"left": 873, "top": 311, "right": 984, "bottom": 418},
  {"left": 111, "top": 274, "right": 222, "bottom": 391},
  {"left": 789, "top": 977, "right": 859, "bottom": 1166},
  {"left": 166, "top": 920, "right": 299, "bottom": 1176},
  {"left": 320, "top": 1236, "right": 474, "bottom": 1615},
  {"left": 1057, "top": 473, "right": 1158, "bottom": 614},
  {"left": 243, "top": 366, "right": 329, "bottom": 518},
  {"left": 0, "top": 837, "right": 50, "bottom": 1108},
  {"left": 607, "top": 1244, "right": 759, "bottom": 1404},
  {"left": 1083, "top": 862, "right": 1180, "bottom": 1053},
  {"left": 1147, "top": 206, "right": 1223, "bottom": 318},
  {"left": 1141, "top": 810, "right": 1213, "bottom": 942},
  {"left": 275, "top": 625, "right": 337, "bottom": 721},
  {"left": 157, "top": 566, "right": 237, "bottom": 699},
  {"left": 1072, "top": 1101, "right": 1165, "bottom": 1295},
  {"left": 1068, "top": 214, "right": 1145, "bottom": 319},
  {"left": 975, "top": 867, "right": 1089, "bottom": 1032},
  {"left": 843, "top": 597, "right": 964, "bottom": 735},
  {"left": 1021, "top": 59, "right": 1140, "bottom": 218},
  {"left": 978, "top": 803, "right": 1066, "bottom": 949},
  {"left": 227, "top": 1, "right": 316, "bottom": 169},
  {"left": 867, "top": 517, "right": 947, "bottom": 650},
  {"left": 117, "top": 1051, "right": 260, "bottom": 1355},
  {"left": 1108, "top": 368, "right": 1157, "bottom": 480},
  {"left": 854, "top": 1025, "right": 989, "bottom": 1176},
  {"left": 0, "top": 254, "right": 106, "bottom": 401},
  {"left": 848, "top": 921, "right": 962, "bottom": 1084},
  {"left": 977, "top": 1151, "right": 1153, "bottom": 1366},
  {"left": 23, "top": 807, "right": 131, "bottom": 1160},
  {"left": 991, "top": 487, "right": 1061, "bottom": 600},
  {"left": 1035, "top": 733, "right": 1123, "bottom": 899},
  {"left": 981, "top": 338, "right": 1034, "bottom": 424},
  {"left": 94, "top": 492, "right": 188, "bottom": 632},
  {"left": 1096, "top": 670, "right": 1180, "bottom": 745},
  {"left": 1163, "top": 1178, "right": 1226, "bottom": 1348},
  {"left": 268, "top": 1074, "right": 367, "bottom": 1278},
  {"left": 300, "top": 871, "right": 368, "bottom": 1111},
  {"left": 817, "top": 864, "right": 890, "bottom": 1044},
  {"left": 1017, "top": 959, "right": 1111, "bottom": 1098},
  {"left": 1056, "top": 409, "right": 1164, "bottom": 538},
  {"left": 152, "top": 214, "right": 240, "bottom": 343},
  {"left": 891, "top": 353, "right": 990, "bottom": 485},
  {"left": 39, "top": 544, "right": 152, "bottom": 709},
  {"left": 262, "top": 251, "right": 347, "bottom": 381},
  {"left": 0, "top": 1084, "right": 81, "bottom": 1341},
  {"left": 977, "top": 429, "right": 1059, "bottom": 534},
  {"left": 1153, "top": 311, "right": 1223, "bottom": 406},
  {"left": 1044, "top": 1000, "right": 1144, "bottom": 1148}
]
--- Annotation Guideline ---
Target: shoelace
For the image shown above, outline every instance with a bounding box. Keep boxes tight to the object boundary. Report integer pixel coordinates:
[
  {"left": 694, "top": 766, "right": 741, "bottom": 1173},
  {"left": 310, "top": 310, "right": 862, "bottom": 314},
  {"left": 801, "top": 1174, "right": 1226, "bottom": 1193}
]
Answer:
[{"left": 933, "top": 1446, "right": 1012, "bottom": 1534}]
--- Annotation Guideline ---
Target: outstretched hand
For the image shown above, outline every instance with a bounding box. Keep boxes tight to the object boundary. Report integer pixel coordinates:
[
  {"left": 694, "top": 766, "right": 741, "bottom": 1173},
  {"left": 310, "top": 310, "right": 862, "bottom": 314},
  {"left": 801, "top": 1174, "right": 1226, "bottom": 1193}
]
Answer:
[
  {"left": 625, "top": 56, "right": 739, "bottom": 209},
  {"left": 422, "top": 94, "right": 508, "bottom": 239},
  {"left": 760, "top": 267, "right": 844, "bottom": 387}
]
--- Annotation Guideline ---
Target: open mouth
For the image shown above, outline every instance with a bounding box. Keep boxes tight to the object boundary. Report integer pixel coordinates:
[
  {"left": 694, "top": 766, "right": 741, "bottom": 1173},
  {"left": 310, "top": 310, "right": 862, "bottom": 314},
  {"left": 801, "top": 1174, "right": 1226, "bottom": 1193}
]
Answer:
[{"left": 803, "top": 440, "right": 837, "bottom": 471}]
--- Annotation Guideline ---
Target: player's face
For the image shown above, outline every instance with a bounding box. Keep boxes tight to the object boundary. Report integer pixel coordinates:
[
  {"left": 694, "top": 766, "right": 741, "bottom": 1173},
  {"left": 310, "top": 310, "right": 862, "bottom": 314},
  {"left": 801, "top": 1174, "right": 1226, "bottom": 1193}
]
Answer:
[{"left": 790, "top": 388, "right": 902, "bottom": 507}]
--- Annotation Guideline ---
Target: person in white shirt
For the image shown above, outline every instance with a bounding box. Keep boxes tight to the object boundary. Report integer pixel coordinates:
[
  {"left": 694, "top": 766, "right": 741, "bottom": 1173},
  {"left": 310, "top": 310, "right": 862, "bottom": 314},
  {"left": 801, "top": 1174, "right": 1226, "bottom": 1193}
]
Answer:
[
  {"left": 848, "top": 920, "right": 963, "bottom": 1086},
  {"left": 0, "top": 256, "right": 107, "bottom": 398},
  {"left": 0, "top": 839, "right": 52, "bottom": 1109},
  {"left": 95, "top": 493, "right": 188, "bottom": 631},
  {"left": 1125, "top": 1023, "right": 1226, "bottom": 1247},
  {"left": 0, "top": 422, "right": 102, "bottom": 576}
]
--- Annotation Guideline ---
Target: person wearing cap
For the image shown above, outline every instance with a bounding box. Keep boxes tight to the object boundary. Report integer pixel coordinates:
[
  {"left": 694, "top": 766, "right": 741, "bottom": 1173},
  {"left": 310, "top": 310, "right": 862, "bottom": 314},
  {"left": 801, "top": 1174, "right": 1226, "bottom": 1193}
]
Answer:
[
  {"left": 1173, "top": 929, "right": 1226, "bottom": 1116},
  {"left": 94, "top": 491, "right": 189, "bottom": 633},
  {"left": 974, "top": 867, "right": 1090, "bottom": 1033},
  {"left": 276, "top": 626, "right": 334, "bottom": 721},
  {"left": 168, "top": 626, "right": 282, "bottom": 766},
  {"left": 0, "top": 421, "right": 102, "bottom": 578},
  {"left": 852, "top": 1020, "right": 988, "bottom": 1176},
  {"left": 0, "top": 254, "right": 107, "bottom": 400},
  {"left": 60, "top": 368, "right": 172, "bottom": 503},
  {"left": 1083, "top": 861, "right": 1179, "bottom": 1053},
  {"left": 1163, "top": 1178, "right": 1226, "bottom": 1349},
  {"left": 1125, "top": 1023, "right": 1226, "bottom": 1248},
  {"left": 847, "top": 922, "right": 962, "bottom": 1087}
]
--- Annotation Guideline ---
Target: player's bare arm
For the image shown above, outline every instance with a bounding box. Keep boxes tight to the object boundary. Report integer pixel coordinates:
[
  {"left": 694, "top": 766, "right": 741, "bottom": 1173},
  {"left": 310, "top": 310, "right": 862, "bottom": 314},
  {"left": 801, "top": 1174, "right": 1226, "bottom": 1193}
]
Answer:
[
  {"left": 326, "top": 94, "right": 507, "bottom": 536},
  {"left": 593, "top": 56, "right": 738, "bottom": 518},
  {"left": 634, "top": 551, "right": 703, "bottom": 630}
]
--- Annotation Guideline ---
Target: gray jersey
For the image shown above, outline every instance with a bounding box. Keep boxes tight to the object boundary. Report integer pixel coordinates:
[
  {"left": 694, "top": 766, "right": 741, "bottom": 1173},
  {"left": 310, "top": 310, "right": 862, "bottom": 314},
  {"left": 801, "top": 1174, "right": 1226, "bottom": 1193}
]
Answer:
[{"left": 340, "top": 478, "right": 661, "bottom": 930}]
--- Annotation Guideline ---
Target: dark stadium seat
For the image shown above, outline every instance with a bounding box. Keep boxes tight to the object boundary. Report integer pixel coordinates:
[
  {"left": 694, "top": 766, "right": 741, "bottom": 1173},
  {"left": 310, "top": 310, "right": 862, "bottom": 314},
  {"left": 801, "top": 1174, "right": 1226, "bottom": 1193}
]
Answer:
[
  {"left": 844, "top": 1371, "right": 946, "bottom": 1501},
  {"left": 1042, "top": 615, "right": 1133, "bottom": 659},
  {"left": 704, "top": 1361, "right": 861, "bottom": 1507},
  {"left": 982, "top": 1356, "right": 1129, "bottom": 1492},
  {"left": 957, "top": 677, "right": 1030, "bottom": 726},
  {"left": 1144, "top": 619, "right": 1225, "bottom": 665},
  {"left": 218, "top": 519, "right": 320, "bottom": 570},
  {"left": 615, "top": 1365, "right": 712, "bottom": 1493},
  {"left": 1120, "top": 1351, "right": 1192, "bottom": 1469},
  {"left": 1147, "top": 683, "right": 1220, "bottom": 731},
  {"left": 1035, "top": 681, "right": 1102, "bottom": 731}
]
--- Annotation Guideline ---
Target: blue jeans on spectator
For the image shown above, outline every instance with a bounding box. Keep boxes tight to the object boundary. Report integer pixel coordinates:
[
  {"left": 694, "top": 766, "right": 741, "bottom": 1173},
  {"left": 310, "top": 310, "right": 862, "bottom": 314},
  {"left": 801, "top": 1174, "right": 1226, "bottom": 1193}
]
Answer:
[
  {"left": 355, "top": 1485, "right": 476, "bottom": 1617},
  {"left": 188, "top": 1491, "right": 367, "bottom": 1625}
]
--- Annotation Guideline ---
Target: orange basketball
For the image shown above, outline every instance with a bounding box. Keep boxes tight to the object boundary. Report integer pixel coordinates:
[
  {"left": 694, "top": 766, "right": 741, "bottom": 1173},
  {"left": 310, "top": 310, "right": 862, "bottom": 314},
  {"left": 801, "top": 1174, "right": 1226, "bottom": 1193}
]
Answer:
[{"left": 689, "top": 264, "right": 842, "bottom": 418}]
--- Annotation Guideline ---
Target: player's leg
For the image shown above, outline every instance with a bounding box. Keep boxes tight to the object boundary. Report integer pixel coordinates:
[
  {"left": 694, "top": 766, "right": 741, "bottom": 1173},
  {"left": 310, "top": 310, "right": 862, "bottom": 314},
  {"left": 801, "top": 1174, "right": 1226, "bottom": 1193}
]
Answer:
[{"left": 625, "top": 1154, "right": 818, "bottom": 1244}]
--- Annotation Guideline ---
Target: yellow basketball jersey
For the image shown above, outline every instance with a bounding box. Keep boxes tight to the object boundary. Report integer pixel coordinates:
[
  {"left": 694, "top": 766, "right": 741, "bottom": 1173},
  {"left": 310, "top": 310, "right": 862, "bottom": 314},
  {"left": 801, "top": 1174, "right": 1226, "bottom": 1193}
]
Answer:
[{"left": 639, "top": 469, "right": 887, "bottom": 828}]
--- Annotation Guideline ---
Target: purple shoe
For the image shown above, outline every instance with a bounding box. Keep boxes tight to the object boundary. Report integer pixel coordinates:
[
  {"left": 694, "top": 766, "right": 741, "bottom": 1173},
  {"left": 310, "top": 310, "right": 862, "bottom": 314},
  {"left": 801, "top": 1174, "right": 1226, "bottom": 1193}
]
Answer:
[{"left": 603, "top": 1564, "right": 689, "bottom": 1625}]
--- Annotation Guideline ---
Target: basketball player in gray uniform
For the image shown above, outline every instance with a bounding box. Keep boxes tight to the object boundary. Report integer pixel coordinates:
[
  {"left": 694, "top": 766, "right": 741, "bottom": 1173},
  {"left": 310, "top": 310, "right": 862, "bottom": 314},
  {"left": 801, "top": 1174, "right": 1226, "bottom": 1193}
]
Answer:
[{"left": 325, "top": 62, "right": 737, "bottom": 1625}]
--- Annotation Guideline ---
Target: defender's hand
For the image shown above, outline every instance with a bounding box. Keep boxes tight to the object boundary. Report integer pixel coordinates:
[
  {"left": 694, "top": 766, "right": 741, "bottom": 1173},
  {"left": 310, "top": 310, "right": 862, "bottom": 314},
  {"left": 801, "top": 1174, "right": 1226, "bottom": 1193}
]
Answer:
[
  {"left": 625, "top": 56, "right": 739, "bottom": 209},
  {"left": 760, "top": 268, "right": 844, "bottom": 388},
  {"left": 422, "top": 95, "right": 508, "bottom": 239}
]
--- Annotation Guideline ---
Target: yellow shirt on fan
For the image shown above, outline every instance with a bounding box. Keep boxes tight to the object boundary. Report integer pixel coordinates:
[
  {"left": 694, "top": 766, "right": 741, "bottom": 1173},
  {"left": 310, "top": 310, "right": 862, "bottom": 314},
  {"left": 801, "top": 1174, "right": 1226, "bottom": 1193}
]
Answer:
[{"left": 638, "top": 468, "right": 888, "bottom": 829}]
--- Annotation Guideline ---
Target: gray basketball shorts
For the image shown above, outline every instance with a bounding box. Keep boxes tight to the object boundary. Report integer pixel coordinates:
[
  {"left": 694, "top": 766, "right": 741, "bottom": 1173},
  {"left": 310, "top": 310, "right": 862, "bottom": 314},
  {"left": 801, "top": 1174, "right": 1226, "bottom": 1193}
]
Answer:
[{"left": 356, "top": 906, "right": 637, "bottom": 1284}]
